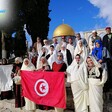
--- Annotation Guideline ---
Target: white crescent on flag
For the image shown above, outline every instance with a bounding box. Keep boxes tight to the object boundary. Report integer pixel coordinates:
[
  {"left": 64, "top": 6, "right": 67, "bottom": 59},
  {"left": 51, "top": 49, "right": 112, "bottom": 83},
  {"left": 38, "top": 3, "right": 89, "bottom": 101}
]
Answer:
[{"left": 34, "top": 79, "right": 49, "bottom": 97}]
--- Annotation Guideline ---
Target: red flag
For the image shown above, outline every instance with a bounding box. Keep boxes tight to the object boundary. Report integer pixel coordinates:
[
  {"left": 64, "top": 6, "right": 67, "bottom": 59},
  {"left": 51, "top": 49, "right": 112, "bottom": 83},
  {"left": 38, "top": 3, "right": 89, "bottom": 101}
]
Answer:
[{"left": 21, "top": 71, "right": 66, "bottom": 109}]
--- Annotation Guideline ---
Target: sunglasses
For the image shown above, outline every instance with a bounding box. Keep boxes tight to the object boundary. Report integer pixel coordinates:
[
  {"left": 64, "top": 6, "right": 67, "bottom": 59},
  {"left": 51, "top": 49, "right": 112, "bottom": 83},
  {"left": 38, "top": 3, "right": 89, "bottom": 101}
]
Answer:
[{"left": 57, "top": 55, "right": 62, "bottom": 57}]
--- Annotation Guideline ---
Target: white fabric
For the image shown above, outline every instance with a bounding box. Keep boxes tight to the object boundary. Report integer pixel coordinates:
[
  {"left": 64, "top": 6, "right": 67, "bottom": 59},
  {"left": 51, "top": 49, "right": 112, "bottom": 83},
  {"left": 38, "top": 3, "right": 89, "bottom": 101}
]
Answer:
[
  {"left": 36, "top": 48, "right": 48, "bottom": 70},
  {"left": 67, "top": 44, "right": 74, "bottom": 59},
  {"left": 24, "top": 97, "right": 36, "bottom": 111},
  {"left": 88, "top": 37, "right": 95, "bottom": 52},
  {"left": 2, "top": 50, "right": 6, "bottom": 58},
  {"left": 52, "top": 43, "right": 61, "bottom": 51},
  {"left": 61, "top": 50, "right": 68, "bottom": 66},
  {"left": 36, "top": 43, "right": 42, "bottom": 55},
  {"left": 87, "top": 56, "right": 107, "bottom": 112},
  {"left": 43, "top": 45, "right": 50, "bottom": 51},
  {"left": 66, "top": 58, "right": 89, "bottom": 112},
  {"left": 74, "top": 40, "right": 88, "bottom": 61},
  {"left": 21, "top": 58, "right": 36, "bottom": 111},
  {"left": 21, "top": 58, "right": 35, "bottom": 71},
  {"left": 15, "top": 57, "right": 23, "bottom": 63},
  {"left": 0, "top": 65, "right": 13, "bottom": 93},
  {"left": 47, "top": 50, "right": 57, "bottom": 69},
  {"left": 88, "top": 56, "right": 101, "bottom": 68},
  {"left": 28, "top": 52, "right": 37, "bottom": 61},
  {"left": 88, "top": 71, "right": 107, "bottom": 112},
  {"left": 55, "top": 107, "right": 63, "bottom": 112}
]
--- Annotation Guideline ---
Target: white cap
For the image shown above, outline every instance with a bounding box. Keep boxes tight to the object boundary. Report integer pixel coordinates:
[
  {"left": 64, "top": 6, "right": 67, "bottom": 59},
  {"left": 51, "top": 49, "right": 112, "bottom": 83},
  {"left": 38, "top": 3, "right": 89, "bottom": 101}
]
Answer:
[{"left": 92, "top": 30, "right": 97, "bottom": 33}]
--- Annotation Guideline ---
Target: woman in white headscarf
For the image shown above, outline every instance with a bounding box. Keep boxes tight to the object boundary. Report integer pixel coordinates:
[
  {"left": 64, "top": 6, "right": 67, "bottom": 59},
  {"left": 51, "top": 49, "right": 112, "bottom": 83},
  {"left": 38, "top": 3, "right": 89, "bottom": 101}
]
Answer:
[
  {"left": 46, "top": 45, "right": 57, "bottom": 69},
  {"left": 86, "top": 56, "right": 107, "bottom": 112},
  {"left": 52, "top": 52, "right": 67, "bottom": 112},
  {"left": 74, "top": 40, "right": 88, "bottom": 61},
  {"left": 66, "top": 54, "right": 89, "bottom": 112},
  {"left": 36, "top": 47, "right": 48, "bottom": 70},
  {"left": 21, "top": 58, "right": 36, "bottom": 112}
]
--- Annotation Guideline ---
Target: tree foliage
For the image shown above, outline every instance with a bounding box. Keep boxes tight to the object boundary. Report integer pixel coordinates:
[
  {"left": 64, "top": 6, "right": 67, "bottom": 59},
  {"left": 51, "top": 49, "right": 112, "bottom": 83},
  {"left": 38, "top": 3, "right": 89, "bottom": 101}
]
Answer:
[{"left": 0, "top": 0, "right": 51, "bottom": 58}]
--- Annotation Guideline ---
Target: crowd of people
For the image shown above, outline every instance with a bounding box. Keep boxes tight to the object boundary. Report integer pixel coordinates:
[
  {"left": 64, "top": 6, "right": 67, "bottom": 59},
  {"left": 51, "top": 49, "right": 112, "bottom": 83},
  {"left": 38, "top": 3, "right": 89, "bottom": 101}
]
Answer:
[{"left": 0, "top": 27, "right": 112, "bottom": 112}]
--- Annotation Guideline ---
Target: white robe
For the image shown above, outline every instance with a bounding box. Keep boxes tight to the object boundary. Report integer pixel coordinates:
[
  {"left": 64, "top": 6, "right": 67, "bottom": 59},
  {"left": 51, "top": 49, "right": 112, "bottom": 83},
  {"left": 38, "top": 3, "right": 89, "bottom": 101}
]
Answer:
[
  {"left": 67, "top": 44, "right": 75, "bottom": 59},
  {"left": 74, "top": 41, "right": 88, "bottom": 61},
  {"left": 21, "top": 59, "right": 36, "bottom": 111},
  {"left": 43, "top": 45, "right": 50, "bottom": 51},
  {"left": 47, "top": 50, "right": 57, "bottom": 69},
  {"left": 88, "top": 68, "right": 107, "bottom": 112},
  {"left": 36, "top": 43, "right": 42, "bottom": 55},
  {"left": 67, "top": 62, "right": 89, "bottom": 112},
  {"left": 61, "top": 50, "right": 68, "bottom": 66},
  {"left": 36, "top": 50, "right": 48, "bottom": 70}
]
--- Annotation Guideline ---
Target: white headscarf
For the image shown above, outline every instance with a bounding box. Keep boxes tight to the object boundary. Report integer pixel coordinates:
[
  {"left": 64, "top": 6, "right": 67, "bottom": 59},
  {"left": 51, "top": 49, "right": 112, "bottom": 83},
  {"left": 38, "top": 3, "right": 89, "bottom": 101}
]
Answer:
[
  {"left": 87, "top": 56, "right": 101, "bottom": 68},
  {"left": 56, "top": 52, "right": 64, "bottom": 64},
  {"left": 67, "top": 55, "right": 84, "bottom": 76},
  {"left": 67, "top": 55, "right": 88, "bottom": 85},
  {"left": 15, "top": 57, "right": 22, "bottom": 63},
  {"left": 21, "top": 58, "right": 35, "bottom": 71},
  {"left": 74, "top": 40, "right": 88, "bottom": 61},
  {"left": 37, "top": 56, "right": 49, "bottom": 70},
  {"left": 87, "top": 56, "right": 107, "bottom": 85},
  {"left": 86, "top": 56, "right": 101, "bottom": 77}
]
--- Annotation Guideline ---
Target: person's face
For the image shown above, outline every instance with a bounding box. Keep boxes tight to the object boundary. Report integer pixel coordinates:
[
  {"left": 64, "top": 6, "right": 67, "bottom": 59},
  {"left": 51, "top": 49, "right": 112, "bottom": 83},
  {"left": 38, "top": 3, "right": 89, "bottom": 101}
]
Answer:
[
  {"left": 2, "top": 59, "right": 7, "bottom": 64},
  {"left": 42, "top": 48, "right": 46, "bottom": 53},
  {"left": 15, "top": 60, "right": 20, "bottom": 64},
  {"left": 92, "top": 32, "right": 97, "bottom": 37},
  {"left": 61, "top": 46, "right": 66, "bottom": 51},
  {"left": 68, "top": 39, "right": 73, "bottom": 44},
  {"left": 53, "top": 38, "right": 57, "bottom": 43},
  {"left": 57, "top": 55, "right": 63, "bottom": 61},
  {"left": 95, "top": 42, "right": 100, "bottom": 48},
  {"left": 76, "top": 34, "right": 81, "bottom": 40},
  {"left": 32, "top": 48, "right": 35, "bottom": 52},
  {"left": 24, "top": 60, "right": 29, "bottom": 66},
  {"left": 62, "top": 38, "right": 66, "bottom": 42},
  {"left": 75, "top": 56, "right": 80, "bottom": 64},
  {"left": 86, "top": 58, "right": 94, "bottom": 67},
  {"left": 37, "top": 37, "right": 40, "bottom": 42},
  {"left": 50, "top": 47, "right": 54, "bottom": 51},
  {"left": 41, "top": 58, "right": 46, "bottom": 64},
  {"left": 79, "top": 41, "right": 83, "bottom": 47},
  {"left": 44, "top": 40, "right": 48, "bottom": 45},
  {"left": 106, "top": 29, "right": 111, "bottom": 34}
]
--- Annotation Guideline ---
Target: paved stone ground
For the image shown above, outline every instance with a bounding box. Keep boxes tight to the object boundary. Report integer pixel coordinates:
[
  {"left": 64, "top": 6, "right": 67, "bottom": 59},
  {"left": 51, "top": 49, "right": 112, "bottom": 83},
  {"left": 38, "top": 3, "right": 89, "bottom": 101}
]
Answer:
[
  {"left": 0, "top": 99, "right": 73, "bottom": 112},
  {"left": 0, "top": 88, "right": 112, "bottom": 112},
  {"left": 0, "top": 98, "right": 112, "bottom": 112}
]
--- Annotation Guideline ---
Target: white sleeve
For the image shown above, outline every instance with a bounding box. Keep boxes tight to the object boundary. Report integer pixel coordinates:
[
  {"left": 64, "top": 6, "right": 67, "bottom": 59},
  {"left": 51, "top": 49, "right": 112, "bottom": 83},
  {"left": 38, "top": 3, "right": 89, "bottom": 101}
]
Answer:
[
  {"left": 97, "top": 68, "right": 107, "bottom": 86},
  {"left": 101, "top": 68, "right": 107, "bottom": 84},
  {"left": 88, "top": 38, "right": 94, "bottom": 51}
]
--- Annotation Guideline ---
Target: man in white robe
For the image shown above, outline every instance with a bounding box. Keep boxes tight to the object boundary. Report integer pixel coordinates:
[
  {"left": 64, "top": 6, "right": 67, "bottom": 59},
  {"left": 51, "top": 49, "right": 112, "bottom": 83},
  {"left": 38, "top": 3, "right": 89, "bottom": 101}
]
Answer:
[
  {"left": 60, "top": 44, "right": 72, "bottom": 66},
  {"left": 67, "top": 38, "right": 75, "bottom": 59},
  {"left": 88, "top": 30, "right": 101, "bottom": 53},
  {"left": 43, "top": 39, "right": 50, "bottom": 51},
  {"left": 66, "top": 54, "right": 89, "bottom": 112},
  {"left": 33, "top": 37, "right": 42, "bottom": 55},
  {"left": 51, "top": 37, "right": 61, "bottom": 52}
]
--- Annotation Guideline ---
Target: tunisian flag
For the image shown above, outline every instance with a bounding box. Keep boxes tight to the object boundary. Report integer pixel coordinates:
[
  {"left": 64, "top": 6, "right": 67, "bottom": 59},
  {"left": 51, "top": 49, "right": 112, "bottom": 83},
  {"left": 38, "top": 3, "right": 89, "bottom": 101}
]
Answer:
[{"left": 21, "top": 71, "right": 66, "bottom": 109}]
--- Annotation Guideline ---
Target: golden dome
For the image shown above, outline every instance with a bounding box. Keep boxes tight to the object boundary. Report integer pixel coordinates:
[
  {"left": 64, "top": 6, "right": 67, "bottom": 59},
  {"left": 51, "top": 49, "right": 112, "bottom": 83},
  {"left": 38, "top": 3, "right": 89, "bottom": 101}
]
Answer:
[{"left": 53, "top": 24, "right": 75, "bottom": 37}]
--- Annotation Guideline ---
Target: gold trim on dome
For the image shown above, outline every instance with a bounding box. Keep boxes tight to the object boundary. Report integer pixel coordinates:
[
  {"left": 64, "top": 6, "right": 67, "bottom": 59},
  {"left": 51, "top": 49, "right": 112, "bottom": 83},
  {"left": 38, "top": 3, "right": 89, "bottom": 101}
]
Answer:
[{"left": 53, "top": 24, "right": 75, "bottom": 37}]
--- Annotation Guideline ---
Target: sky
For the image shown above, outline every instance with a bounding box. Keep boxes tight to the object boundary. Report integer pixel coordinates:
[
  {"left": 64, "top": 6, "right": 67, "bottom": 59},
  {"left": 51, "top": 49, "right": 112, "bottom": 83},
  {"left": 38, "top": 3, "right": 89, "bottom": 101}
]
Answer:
[
  {"left": 1, "top": 0, "right": 112, "bottom": 46},
  {"left": 48, "top": 0, "right": 112, "bottom": 39}
]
